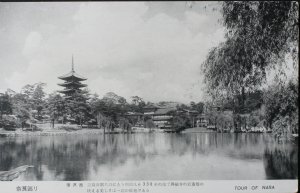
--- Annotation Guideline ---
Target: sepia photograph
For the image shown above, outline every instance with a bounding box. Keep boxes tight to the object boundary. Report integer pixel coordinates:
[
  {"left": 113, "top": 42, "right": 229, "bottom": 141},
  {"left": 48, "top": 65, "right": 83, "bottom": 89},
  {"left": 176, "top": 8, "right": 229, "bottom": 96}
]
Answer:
[{"left": 0, "top": 1, "right": 298, "bottom": 192}]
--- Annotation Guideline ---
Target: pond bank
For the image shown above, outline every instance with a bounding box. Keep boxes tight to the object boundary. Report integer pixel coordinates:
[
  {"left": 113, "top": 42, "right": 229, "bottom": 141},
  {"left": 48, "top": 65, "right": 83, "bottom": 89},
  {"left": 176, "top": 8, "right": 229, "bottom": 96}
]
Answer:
[
  {"left": 0, "top": 128, "right": 104, "bottom": 138},
  {"left": 0, "top": 127, "right": 163, "bottom": 137}
]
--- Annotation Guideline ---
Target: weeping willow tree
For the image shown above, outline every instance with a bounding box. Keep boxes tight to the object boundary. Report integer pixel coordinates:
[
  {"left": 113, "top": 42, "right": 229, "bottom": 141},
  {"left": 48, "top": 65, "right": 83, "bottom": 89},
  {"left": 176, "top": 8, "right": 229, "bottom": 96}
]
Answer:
[
  {"left": 202, "top": 1, "right": 298, "bottom": 130},
  {"left": 203, "top": 1, "right": 298, "bottom": 97}
]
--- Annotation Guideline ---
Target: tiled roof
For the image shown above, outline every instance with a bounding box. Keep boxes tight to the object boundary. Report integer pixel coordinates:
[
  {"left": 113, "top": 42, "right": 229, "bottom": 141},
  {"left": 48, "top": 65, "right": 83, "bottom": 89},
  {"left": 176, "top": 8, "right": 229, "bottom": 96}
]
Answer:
[
  {"left": 58, "top": 71, "right": 87, "bottom": 81},
  {"left": 182, "top": 109, "right": 199, "bottom": 114},
  {"left": 153, "top": 107, "right": 176, "bottom": 115},
  {"left": 58, "top": 81, "right": 87, "bottom": 87}
]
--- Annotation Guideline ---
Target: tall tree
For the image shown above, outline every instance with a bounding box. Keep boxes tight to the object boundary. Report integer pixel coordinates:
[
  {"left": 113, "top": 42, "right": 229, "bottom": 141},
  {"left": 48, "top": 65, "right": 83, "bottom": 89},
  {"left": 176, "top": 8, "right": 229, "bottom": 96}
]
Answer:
[
  {"left": 32, "top": 83, "right": 46, "bottom": 104},
  {"left": 130, "top": 96, "right": 146, "bottom": 113},
  {"left": 19, "top": 83, "right": 47, "bottom": 120},
  {"left": 32, "top": 83, "right": 46, "bottom": 119},
  {"left": 11, "top": 93, "right": 31, "bottom": 128},
  {"left": 202, "top": 1, "right": 298, "bottom": 132},
  {"left": 0, "top": 93, "right": 12, "bottom": 119},
  {"left": 47, "top": 93, "right": 66, "bottom": 128},
  {"left": 203, "top": 1, "right": 298, "bottom": 98},
  {"left": 190, "top": 101, "right": 205, "bottom": 114},
  {"left": 21, "top": 84, "right": 35, "bottom": 99}
]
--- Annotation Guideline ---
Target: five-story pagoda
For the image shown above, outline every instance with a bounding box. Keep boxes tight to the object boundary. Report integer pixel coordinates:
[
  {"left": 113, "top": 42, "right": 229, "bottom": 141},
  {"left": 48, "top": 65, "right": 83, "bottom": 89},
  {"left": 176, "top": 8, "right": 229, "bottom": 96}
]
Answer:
[{"left": 58, "top": 56, "right": 87, "bottom": 99}]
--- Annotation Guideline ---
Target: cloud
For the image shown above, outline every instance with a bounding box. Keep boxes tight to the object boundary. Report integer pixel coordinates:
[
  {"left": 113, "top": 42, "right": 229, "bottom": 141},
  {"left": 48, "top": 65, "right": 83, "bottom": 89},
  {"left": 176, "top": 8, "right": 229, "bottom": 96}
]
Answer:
[
  {"left": 22, "top": 31, "right": 43, "bottom": 56},
  {"left": 1, "top": 2, "right": 225, "bottom": 103}
]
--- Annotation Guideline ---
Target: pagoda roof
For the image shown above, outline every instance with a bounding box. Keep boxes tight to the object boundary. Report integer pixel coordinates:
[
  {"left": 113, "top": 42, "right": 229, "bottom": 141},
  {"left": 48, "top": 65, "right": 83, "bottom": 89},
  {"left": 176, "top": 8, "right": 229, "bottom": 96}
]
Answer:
[
  {"left": 58, "top": 70, "right": 87, "bottom": 81},
  {"left": 58, "top": 89, "right": 88, "bottom": 96},
  {"left": 58, "top": 81, "right": 87, "bottom": 87},
  {"left": 58, "top": 89, "right": 77, "bottom": 94}
]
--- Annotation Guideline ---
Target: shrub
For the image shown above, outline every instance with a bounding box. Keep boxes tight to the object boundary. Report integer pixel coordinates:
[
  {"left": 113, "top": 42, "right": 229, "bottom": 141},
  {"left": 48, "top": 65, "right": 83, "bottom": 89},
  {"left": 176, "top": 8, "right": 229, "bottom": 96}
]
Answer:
[{"left": 0, "top": 118, "right": 18, "bottom": 131}]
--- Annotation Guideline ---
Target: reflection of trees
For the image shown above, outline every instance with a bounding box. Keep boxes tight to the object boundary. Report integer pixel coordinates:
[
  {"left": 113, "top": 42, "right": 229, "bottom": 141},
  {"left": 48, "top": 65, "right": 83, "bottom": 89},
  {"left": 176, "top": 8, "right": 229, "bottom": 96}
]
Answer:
[
  {"left": 0, "top": 133, "right": 297, "bottom": 180},
  {"left": 0, "top": 134, "right": 161, "bottom": 180},
  {"left": 166, "top": 133, "right": 283, "bottom": 161},
  {"left": 263, "top": 146, "right": 298, "bottom": 179}
]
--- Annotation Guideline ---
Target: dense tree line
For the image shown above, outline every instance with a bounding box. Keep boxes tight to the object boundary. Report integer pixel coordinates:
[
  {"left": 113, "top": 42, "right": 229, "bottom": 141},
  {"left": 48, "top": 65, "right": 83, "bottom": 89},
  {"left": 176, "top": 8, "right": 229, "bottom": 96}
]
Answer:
[{"left": 0, "top": 83, "right": 206, "bottom": 131}]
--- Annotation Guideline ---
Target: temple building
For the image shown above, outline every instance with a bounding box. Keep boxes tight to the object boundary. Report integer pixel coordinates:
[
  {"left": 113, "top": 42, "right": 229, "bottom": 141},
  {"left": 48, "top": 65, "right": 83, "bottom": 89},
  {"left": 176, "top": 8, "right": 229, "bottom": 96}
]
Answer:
[
  {"left": 58, "top": 56, "right": 87, "bottom": 99},
  {"left": 143, "top": 104, "right": 175, "bottom": 129}
]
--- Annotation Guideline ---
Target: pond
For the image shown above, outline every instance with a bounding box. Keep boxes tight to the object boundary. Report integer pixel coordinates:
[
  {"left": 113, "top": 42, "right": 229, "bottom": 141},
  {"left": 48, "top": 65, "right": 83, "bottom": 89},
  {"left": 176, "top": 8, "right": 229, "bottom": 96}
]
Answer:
[{"left": 0, "top": 133, "right": 298, "bottom": 180}]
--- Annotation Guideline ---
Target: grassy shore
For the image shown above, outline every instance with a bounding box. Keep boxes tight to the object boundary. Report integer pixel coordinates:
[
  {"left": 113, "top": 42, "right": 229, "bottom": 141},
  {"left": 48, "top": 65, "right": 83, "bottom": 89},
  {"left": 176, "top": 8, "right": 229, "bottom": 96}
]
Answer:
[
  {"left": 0, "top": 124, "right": 162, "bottom": 137},
  {"left": 0, "top": 124, "right": 104, "bottom": 137}
]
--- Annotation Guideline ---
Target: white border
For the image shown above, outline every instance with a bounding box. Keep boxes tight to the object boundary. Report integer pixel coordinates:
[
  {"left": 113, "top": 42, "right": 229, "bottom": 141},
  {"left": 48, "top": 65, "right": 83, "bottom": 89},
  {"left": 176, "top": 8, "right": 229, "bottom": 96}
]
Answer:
[{"left": 0, "top": 180, "right": 298, "bottom": 193}]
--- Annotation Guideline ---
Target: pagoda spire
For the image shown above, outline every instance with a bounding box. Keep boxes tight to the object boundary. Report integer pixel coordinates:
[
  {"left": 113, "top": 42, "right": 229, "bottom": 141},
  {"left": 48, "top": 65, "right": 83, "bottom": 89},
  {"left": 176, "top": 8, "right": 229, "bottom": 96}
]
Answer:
[{"left": 72, "top": 54, "right": 74, "bottom": 72}]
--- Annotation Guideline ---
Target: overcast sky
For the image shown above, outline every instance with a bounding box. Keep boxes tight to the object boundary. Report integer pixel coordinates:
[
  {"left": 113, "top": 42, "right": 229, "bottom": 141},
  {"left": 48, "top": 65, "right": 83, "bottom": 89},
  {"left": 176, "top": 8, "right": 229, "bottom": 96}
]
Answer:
[{"left": 0, "top": 2, "right": 226, "bottom": 103}]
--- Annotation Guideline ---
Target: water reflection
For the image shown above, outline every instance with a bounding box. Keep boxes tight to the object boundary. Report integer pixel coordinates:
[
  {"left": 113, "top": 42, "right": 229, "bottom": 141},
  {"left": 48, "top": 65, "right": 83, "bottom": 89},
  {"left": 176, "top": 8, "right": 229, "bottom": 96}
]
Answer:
[
  {"left": 264, "top": 145, "right": 298, "bottom": 179},
  {"left": 0, "top": 133, "right": 297, "bottom": 180}
]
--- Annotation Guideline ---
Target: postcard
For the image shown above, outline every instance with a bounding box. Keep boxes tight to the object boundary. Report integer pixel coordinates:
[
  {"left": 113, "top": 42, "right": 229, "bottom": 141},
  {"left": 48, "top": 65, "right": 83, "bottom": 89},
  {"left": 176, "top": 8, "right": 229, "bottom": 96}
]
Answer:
[{"left": 0, "top": 1, "right": 298, "bottom": 193}]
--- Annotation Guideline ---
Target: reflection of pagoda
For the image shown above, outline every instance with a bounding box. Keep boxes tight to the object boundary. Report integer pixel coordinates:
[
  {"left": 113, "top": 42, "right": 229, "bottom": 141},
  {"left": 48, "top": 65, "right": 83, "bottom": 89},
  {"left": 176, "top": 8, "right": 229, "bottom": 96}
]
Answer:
[{"left": 58, "top": 56, "right": 87, "bottom": 99}]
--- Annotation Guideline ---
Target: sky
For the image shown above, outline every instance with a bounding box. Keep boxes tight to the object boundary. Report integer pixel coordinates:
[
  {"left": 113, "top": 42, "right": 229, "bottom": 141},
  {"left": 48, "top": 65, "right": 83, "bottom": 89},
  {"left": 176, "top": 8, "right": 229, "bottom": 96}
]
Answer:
[{"left": 0, "top": 2, "right": 226, "bottom": 103}]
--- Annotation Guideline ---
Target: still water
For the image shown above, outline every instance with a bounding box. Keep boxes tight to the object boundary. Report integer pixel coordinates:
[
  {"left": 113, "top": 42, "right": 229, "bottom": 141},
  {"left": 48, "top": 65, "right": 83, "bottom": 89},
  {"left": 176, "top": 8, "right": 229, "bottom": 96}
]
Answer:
[{"left": 0, "top": 133, "right": 298, "bottom": 180}]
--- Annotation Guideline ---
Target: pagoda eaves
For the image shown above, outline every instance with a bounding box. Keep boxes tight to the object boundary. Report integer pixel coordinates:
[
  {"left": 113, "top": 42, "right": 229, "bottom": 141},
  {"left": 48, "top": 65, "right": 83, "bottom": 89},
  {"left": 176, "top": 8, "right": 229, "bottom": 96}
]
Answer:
[
  {"left": 58, "top": 71, "right": 87, "bottom": 81},
  {"left": 58, "top": 81, "right": 87, "bottom": 88}
]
